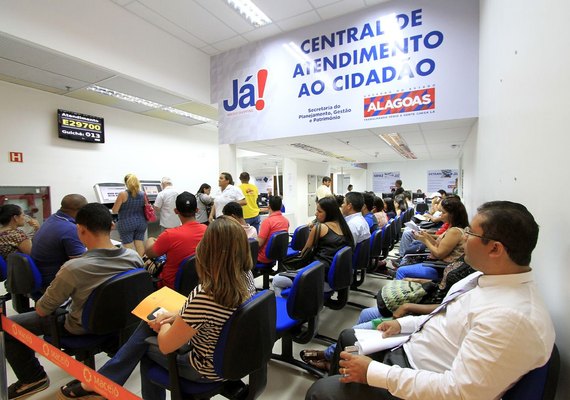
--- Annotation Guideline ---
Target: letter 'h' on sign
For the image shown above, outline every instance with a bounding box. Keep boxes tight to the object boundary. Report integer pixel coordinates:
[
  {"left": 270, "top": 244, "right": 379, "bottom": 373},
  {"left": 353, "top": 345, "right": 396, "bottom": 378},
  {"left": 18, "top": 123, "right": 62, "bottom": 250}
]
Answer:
[{"left": 9, "top": 152, "right": 23, "bottom": 162}]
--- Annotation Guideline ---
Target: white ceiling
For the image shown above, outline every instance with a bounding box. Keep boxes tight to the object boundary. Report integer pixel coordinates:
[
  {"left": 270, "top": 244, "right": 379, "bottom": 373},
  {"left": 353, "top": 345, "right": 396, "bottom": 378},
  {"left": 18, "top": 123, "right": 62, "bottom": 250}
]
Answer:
[{"left": 0, "top": 0, "right": 475, "bottom": 175}]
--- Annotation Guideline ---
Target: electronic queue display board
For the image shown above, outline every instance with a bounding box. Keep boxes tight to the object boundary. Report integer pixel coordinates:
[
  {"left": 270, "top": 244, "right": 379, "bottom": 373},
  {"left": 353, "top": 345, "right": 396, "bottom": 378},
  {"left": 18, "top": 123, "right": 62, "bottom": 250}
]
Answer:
[{"left": 58, "top": 109, "right": 105, "bottom": 143}]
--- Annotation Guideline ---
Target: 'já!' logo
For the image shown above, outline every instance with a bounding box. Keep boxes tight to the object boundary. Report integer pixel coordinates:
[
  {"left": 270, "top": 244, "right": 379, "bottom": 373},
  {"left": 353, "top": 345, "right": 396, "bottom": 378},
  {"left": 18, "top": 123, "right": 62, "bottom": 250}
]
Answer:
[{"left": 223, "top": 69, "right": 268, "bottom": 112}]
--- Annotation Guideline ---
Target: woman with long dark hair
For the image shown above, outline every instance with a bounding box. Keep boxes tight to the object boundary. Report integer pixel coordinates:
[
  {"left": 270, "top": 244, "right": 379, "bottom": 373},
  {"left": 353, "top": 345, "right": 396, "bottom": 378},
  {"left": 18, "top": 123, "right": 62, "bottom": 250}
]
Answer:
[
  {"left": 195, "top": 183, "right": 213, "bottom": 224},
  {"left": 272, "top": 196, "right": 354, "bottom": 296},
  {"left": 0, "top": 204, "right": 37, "bottom": 259},
  {"left": 395, "top": 197, "right": 469, "bottom": 280}
]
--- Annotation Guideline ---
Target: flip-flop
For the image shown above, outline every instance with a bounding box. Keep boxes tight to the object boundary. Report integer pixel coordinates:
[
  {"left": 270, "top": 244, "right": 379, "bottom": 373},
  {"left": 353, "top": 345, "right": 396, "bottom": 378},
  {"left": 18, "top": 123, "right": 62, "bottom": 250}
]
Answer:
[
  {"left": 58, "top": 380, "right": 103, "bottom": 399},
  {"left": 300, "top": 349, "right": 325, "bottom": 363}
]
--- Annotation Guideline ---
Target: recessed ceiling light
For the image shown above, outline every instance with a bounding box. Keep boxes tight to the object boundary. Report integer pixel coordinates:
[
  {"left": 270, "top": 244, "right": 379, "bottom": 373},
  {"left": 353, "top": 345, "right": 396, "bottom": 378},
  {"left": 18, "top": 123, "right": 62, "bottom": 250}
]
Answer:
[
  {"left": 86, "top": 85, "right": 215, "bottom": 124},
  {"left": 225, "top": 0, "right": 272, "bottom": 27},
  {"left": 378, "top": 133, "right": 417, "bottom": 159}
]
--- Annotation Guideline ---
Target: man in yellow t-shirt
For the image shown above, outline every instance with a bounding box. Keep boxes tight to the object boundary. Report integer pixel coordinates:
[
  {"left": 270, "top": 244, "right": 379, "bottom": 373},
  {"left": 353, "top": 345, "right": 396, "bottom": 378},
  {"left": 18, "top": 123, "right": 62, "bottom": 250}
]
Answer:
[{"left": 239, "top": 172, "right": 261, "bottom": 232}]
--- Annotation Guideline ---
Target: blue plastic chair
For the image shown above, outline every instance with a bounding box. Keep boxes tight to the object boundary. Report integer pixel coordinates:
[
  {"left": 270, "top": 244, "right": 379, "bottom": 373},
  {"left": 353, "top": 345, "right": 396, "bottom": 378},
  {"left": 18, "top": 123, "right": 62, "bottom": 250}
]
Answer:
[
  {"left": 146, "top": 290, "right": 276, "bottom": 400},
  {"left": 272, "top": 261, "right": 324, "bottom": 377},
  {"left": 286, "top": 225, "right": 310, "bottom": 258},
  {"left": 255, "top": 231, "right": 289, "bottom": 289},
  {"left": 44, "top": 268, "right": 154, "bottom": 368}
]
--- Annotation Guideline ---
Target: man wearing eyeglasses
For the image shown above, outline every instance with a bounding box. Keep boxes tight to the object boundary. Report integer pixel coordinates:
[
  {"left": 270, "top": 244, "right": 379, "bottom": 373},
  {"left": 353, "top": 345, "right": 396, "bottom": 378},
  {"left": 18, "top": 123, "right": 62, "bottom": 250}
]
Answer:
[{"left": 307, "top": 201, "right": 555, "bottom": 400}]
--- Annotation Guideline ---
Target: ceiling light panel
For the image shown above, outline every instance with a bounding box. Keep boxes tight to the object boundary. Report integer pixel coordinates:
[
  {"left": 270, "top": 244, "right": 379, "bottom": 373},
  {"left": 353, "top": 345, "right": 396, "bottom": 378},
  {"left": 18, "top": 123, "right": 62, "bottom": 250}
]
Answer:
[{"left": 226, "top": 0, "right": 272, "bottom": 27}]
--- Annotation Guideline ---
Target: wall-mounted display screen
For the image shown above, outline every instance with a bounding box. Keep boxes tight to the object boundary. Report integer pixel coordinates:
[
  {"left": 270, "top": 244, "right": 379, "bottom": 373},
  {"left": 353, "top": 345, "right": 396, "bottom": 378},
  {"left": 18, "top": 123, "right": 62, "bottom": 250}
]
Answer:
[{"left": 58, "top": 109, "right": 105, "bottom": 143}]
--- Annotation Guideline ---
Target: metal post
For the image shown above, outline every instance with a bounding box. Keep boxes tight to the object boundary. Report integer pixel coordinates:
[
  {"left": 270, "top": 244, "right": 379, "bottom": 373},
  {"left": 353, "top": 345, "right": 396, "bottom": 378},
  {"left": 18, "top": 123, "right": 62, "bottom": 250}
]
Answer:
[{"left": 0, "top": 301, "right": 8, "bottom": 400}]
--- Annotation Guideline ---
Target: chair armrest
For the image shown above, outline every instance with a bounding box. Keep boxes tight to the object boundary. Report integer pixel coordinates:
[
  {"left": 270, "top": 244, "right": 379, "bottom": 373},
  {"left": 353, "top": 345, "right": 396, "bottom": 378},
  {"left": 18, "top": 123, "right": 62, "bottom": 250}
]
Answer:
[{"left": 48, "top": 307, "right": 69, "bottom": 348}]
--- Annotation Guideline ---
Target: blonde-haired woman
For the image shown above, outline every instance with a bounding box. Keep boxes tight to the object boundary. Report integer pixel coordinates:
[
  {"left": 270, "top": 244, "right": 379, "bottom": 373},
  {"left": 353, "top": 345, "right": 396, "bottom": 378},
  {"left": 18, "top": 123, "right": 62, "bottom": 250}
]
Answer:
[
  {"left": 60, "top": 216, "right": 256, "bottom": 399},
  {"left": 112, "top": 173, "right": 147, "bottom": 256}
]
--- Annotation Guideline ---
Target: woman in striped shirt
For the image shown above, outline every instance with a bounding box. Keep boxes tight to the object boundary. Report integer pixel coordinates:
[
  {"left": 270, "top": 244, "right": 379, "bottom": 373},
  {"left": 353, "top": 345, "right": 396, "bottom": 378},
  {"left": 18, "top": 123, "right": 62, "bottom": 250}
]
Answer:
[{"left": 59, "top": 216, "right": 255, "bottom": 400}]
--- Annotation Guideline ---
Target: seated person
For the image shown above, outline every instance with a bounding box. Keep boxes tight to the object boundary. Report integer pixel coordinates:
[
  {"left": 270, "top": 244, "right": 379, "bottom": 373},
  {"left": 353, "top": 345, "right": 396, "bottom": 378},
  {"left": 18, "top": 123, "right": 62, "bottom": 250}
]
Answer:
[
  {"left": 273, "top": 196, "right": 353, "bottom": 296},
  {"left": 6, "top": 203, "right": 143, "bottom": 399},
  {"left": 60, "top": 216, "right": 256, "bottom": 400},
  {"left": 0, "top": 204, "right": 39, "bottom": 260},
  {"left": 383, "top": 198, "right": 397, "bottom": 220},
  {"left": 222, "top": 201, "right": 257, "bottom": 239},
  {"left": 301, "top": 259, "right": 475, "bottom": 372},
  {"left": 362, "top": 192, "right": 378, "bottom": 233},
  {"left": 144, "top": 192, "right": 207, "bottom": 289},
  {"left": 341, "top": 192, "right": 370, "bottom": 246},
  {"left": 31, "top": 194, "right": 88, "bottom": 288},
  {"left": 372, "top": 197, "right": 388, "bottom": 229},
  {"left": 257, "top": 196, "right": 289, "bottom": 264},
  {"left": 306, "top": 201, "right": 555, "bottom": 400},
  {"left": 395, "top": 197, "right": 469, "bottom": 281}
]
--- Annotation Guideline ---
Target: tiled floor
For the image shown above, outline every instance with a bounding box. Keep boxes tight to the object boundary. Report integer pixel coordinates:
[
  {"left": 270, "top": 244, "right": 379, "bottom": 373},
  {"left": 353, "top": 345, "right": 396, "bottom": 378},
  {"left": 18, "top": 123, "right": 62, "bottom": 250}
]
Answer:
[{"left": 2, "top": 274, "right": 387, "bottom": 399}]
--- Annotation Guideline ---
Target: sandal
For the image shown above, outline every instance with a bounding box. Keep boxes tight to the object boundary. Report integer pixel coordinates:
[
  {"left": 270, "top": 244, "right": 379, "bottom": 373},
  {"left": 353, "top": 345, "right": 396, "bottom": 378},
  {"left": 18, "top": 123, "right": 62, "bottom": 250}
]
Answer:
[
  {"left": 300, "top": 349, "right": 326, "bottom": 364},
  {"left": 307, "top": 359, "right": 331, "bottom": 372},
  {"left": 58, "top": 380, "right": 104, "bottom": 399}
]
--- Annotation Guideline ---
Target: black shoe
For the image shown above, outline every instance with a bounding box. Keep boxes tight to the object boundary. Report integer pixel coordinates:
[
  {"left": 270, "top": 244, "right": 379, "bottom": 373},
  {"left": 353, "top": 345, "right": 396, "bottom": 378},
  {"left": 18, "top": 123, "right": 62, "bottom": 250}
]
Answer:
[{"left": 8, "top": 376, "right": 49, "bottom": 399}]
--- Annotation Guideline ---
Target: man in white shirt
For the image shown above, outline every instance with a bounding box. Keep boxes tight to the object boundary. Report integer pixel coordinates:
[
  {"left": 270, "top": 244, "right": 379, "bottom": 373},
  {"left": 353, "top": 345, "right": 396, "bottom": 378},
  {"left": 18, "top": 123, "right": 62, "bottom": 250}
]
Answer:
[
  {"left": 316, "top": 176, "right": 333, "bottom": 201},
  {"left": 306, "top": 201, "right": 555, "bottom": 400},
  {"left": 341, "top": 192, "right": 370, "bottom": 246},
  {"left": 153, "top": 177, "right": 180, "bottom": 231}
]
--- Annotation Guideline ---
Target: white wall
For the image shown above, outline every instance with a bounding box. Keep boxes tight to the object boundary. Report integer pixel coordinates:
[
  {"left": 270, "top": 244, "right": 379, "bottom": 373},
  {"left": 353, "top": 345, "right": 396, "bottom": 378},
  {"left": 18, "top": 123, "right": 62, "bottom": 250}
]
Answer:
[
  {"left": 366, "top": 158, "right": 460, "bottom": 194},
  {"left": 0, "top": 0, "right": 211, "bottom": 103},
  {"left": 0, "top": 81, "right": 219, "bottom": 210},
  {"left": 285, "top": 159, "right": 330, "bottom": 227},
  {"left": 470, "top": 1, "right": 570, "bottom": 397}
]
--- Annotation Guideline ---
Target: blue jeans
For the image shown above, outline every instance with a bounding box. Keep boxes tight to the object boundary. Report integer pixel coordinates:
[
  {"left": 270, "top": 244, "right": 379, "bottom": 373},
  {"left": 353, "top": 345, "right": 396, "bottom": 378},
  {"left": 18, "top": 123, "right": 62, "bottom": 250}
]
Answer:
[
  {"left": 5, "top": 311, "right": 69, "bottom": 382},
  {"left": 245, "top": 215, "right": 261, "bottom": 233},
  {"left": 395, "top": 263, "right": 439, "bottom": 280},
  {"left": 96, "top": 321, "right": 154, "bottom": 385},
  {"left": 399, "top": 230, "right": 427, "bottom": 255},
  {"left": 323, "top": 307, "right": 382, "bottom": 360}
]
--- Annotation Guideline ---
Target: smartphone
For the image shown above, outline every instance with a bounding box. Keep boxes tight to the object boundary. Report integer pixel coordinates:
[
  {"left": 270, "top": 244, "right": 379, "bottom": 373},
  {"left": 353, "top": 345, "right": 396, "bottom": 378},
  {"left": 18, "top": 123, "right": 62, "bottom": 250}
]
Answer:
[
  {"left": 147, "top": 307, "right": 168, "bottom": 321},
  {"left": 344, "top": 345, "right": 359, "bottom": 355}
]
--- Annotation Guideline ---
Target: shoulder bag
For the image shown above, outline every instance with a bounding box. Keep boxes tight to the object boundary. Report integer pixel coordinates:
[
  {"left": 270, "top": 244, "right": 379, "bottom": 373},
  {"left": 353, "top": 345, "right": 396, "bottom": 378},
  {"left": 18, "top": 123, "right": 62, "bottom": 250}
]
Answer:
[{"left": 143, "top": 193, "right": 157, "bottom": 222}]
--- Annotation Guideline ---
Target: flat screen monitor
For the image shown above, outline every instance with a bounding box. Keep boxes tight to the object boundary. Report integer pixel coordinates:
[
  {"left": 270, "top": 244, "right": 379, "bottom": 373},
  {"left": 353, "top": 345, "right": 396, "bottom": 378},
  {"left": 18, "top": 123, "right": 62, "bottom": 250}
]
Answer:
[
  {"left": 94, "top": 183, "right": 125, "bottom": 205},
  {"left": 140, "top": 180, "right": 162, "bottom": 202},
  {"left": 58, "top": 109, "right": 105, "bottom": 143},
  {"left": 381, "top": 192, "right": 393, "bottom": 199}
]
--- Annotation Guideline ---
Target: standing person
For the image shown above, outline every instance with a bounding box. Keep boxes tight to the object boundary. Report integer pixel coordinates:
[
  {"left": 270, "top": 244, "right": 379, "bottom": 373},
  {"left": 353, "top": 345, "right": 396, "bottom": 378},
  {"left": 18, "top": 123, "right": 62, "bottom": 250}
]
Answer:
[
  {"left": 307, "top": 201, "right": 555, "bottom": 400},
  {"left": 112, "top": 174, "right": 147, "bottom": 257},
  {"left": 257, "top": 196, "right": 289, "bottom": 264},
  {"left": 346, "top": 184, "right": 353, "bottom": 193},
  {"left": 195, "top": 183, "right": 213, "bottom": 225},
  {"left": 6, "top": 203, "right": 142, "bottom": 400},
  {"left": 209, "top": 172, "right": 245, "bottom": 221},
  {"left": 341, "top": 192, "right": 370, "bottom": 246},
  {"left": 394, "top": 179, "right": 404, "bottom": 196},
  {"left": 316, "top": 176, "right": 333, "bottom": 201},
  {"left": 59, "top": 216, "right": 256, "bottom": 400},
  {"left": 144, "top": 192, "right": 207, "bottom": 289},
  {"left": 153, "top": 177, "right": 180, "bottom": 232},
  {"left": 31, "top": 194, "right": 88, "bottom": 288},
  {"left": 0, "top": 204, "right": 38, "bottom": 259},
  {"left": 238, "top": 172, "right": 261, "bottom": 232}
]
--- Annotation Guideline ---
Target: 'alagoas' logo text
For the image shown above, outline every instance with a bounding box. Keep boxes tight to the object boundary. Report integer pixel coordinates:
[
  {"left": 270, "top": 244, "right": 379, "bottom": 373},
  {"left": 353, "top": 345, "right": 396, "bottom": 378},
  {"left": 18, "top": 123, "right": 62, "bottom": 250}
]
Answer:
[
  {"left": 223, "top": 69, "right": 268, "bottom": 112},
  {"left": 364, "top": 88, "right": 435, "bottom": 117}
]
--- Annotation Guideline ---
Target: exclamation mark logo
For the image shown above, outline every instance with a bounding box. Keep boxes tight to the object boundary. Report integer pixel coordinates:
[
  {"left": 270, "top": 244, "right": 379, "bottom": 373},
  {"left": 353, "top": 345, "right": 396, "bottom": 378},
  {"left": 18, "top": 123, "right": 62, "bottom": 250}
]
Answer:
[{"left": 255, "top": 69, "right": 268, "bottom": 110}]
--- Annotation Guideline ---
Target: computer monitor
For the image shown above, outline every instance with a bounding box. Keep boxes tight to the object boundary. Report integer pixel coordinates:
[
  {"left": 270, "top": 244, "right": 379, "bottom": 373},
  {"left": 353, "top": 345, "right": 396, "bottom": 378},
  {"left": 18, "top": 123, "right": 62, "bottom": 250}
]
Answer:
[
  {"left": 140, "top": 180, "right": 162, "bottom": 202},
  {"left": 94, "top": 183, "right": 126, "bottom": 206},
  {"left": 381, "top": 192, "right": 393, "bottom": 199}
]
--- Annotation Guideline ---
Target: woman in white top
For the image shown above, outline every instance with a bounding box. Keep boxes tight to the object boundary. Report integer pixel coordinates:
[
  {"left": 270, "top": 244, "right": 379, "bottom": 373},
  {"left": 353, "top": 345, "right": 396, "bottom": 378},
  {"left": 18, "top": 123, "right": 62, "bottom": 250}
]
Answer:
[{"left": 209, "top": 172, "right": 245, "bottom": 221}]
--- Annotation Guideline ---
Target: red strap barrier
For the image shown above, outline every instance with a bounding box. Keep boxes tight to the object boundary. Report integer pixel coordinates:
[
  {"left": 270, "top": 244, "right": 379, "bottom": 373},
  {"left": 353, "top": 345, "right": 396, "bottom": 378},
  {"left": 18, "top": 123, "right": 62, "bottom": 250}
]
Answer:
[{"left": 1, "top": 314, "right": 141, "bottom": 400}]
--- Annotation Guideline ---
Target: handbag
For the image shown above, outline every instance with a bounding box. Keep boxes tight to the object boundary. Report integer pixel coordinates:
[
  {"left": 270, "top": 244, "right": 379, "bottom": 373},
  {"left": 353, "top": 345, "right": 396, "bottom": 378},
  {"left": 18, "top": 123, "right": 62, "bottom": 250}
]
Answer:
[
  {"left": 377, "top": 280, "right": 429, "bottom": 316},
  {"left": 282, "top": 223, "right": 321, "bottom": 271},
  {"left": 143, "top": 193, "right": 157, "bottom": 222}
]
